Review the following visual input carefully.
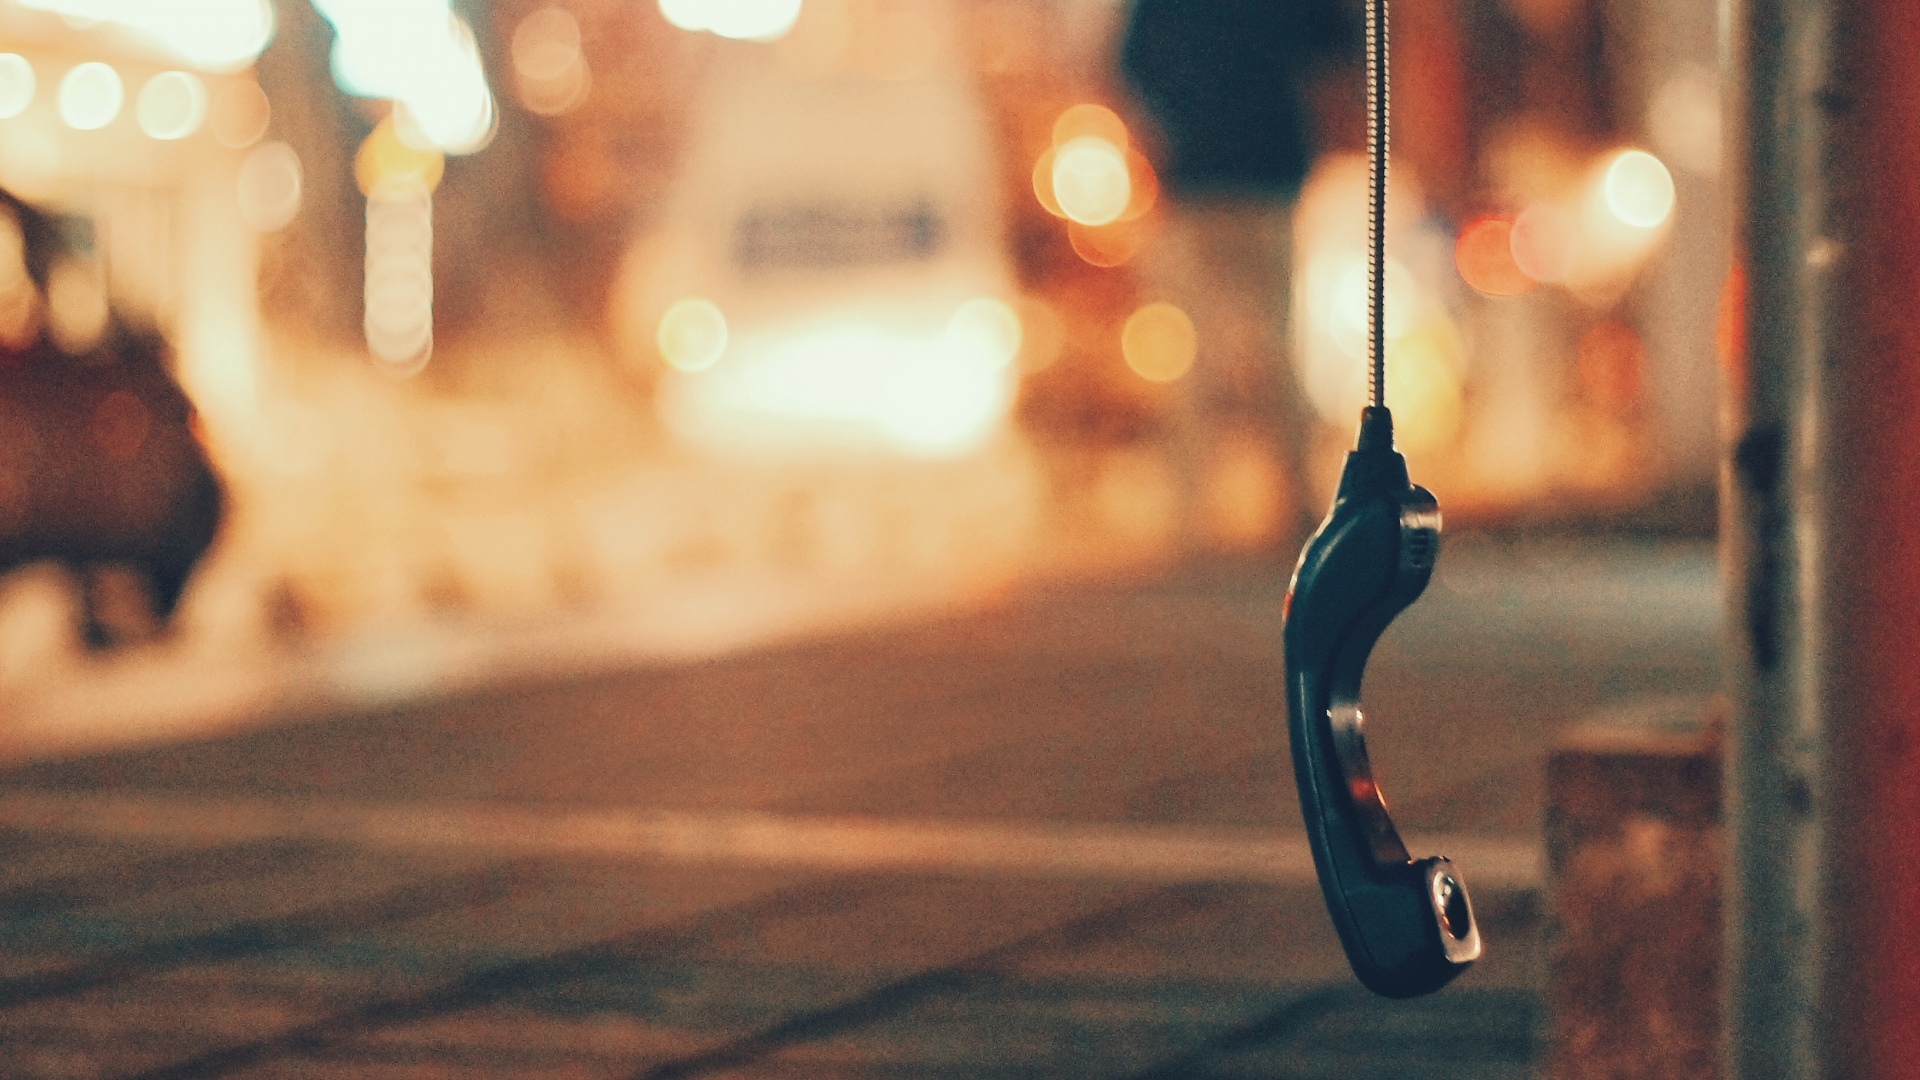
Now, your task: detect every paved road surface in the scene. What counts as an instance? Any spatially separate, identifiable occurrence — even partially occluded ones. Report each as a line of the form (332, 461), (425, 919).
(0, 535), (1717, 1078)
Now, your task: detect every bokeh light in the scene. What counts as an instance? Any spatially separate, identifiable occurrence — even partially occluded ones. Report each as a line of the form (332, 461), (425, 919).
(364, 192), (434, 372)
(1603, 150), (1675, 228)
(1650, 66), (1720, 178)
(58, 62), (123, 131)
(356, 117), (445, 200)
(947, 297), (1021, 371)
(1510, 203), (1578, 283)
(512, 7), (590, 117)
(1121, 302), (1196, 383)
(1068, 218), (1147, 267)
(657, 298), (728, 372)
(311, 0), (495, 153)
(1052, 103), (1128, 151)
(660, 318), (1016, 458)
(13, 0), (275, 72)
(1454, 216), (1534, 297)
(1052, 137), (1131, 227)
(136, 71), (209, 140)
(1384, 325), (1464, 453)
(236, 141), (302, 231)
(658, 0), (803, 42)
(0, 55), (35, 120)
(1120, 149), (1158, 222)
(1031, 148), (1064, 218)
(210, 79), (270, 147)
(1329, 256), (1415, 357)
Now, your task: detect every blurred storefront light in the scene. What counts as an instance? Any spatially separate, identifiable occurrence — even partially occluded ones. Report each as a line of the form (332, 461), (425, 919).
(11, 0), (275, 72)
(658, 0), (802, 42)
(57, 61), (121, 130)
(0, 54), (34, 119)
(135, 70), (207, 140)
(309, 0), (495, 154)
(660, 308), (1017, 458)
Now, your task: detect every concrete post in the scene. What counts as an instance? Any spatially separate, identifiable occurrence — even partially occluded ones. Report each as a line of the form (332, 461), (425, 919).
(1725, 0), (1920, 1077)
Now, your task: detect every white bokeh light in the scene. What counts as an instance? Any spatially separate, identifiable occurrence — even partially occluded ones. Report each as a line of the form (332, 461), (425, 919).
(58, 62), (123, 130)
(1603, 150), (1676, 229)
(136, 71), (208, 140)
(309, 0), (497, 154)
(14, 0), (275, 73)
(236, 141), (302, 231)
(1051, 137), (1131, 226)
(0, 55), (35, 120)
(658, 0), (803, 42)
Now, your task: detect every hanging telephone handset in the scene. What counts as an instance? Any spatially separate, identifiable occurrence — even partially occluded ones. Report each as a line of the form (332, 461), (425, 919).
(1280, 0), (1479, 998)
(1284, 407), (1479, 997)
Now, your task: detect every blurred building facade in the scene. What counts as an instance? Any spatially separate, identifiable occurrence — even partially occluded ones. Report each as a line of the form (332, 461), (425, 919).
(0, 0), (1723, 672)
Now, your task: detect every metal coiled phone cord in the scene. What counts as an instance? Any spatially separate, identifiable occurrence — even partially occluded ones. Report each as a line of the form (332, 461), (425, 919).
(1366, 0), (1388, 409)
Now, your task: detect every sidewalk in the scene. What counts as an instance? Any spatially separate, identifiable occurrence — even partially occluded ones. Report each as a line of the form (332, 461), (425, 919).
(0, 534), (1718, 1078)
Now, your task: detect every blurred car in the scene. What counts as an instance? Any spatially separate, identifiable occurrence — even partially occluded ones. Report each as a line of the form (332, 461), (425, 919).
(0, 186), (223, 648)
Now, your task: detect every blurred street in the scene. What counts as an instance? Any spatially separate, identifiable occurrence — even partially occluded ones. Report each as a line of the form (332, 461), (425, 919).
(0, 533), (1717, 1079)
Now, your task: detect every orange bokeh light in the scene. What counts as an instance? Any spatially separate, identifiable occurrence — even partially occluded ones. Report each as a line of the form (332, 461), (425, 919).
(1121, 301), (1197, 382)
(1454, 216), (1534, 297)
(1032, 146), (1064, 218)
(1120, 149), (1158, 223)
(1069, 217), (1149, 267)
(1052, 103), (1128, 151)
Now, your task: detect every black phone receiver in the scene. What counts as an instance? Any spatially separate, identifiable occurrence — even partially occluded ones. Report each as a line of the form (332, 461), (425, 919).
(1283, 405), (1480, 998)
